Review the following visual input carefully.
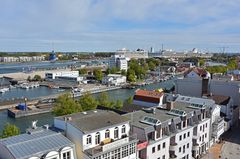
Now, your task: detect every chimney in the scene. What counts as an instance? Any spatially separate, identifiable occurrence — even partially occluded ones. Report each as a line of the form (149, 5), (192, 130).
(166, 101), (174, 110)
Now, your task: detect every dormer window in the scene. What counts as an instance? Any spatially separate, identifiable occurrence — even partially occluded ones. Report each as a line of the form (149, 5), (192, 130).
(121, 125), (126, 134)
(105, 129), (110, 138)
(86, 135), (92, 144)
(95, 132), (100, 145)
(114, 127), (119, 139)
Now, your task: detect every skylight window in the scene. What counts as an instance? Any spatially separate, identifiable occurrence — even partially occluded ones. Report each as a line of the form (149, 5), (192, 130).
(167, 109), (186, 117)
(188, 103), (206, 109)
(140, 116), (161, 126)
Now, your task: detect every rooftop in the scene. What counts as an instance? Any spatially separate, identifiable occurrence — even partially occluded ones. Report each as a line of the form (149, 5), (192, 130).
(0, 127), (73, 159)
(55, 110), (129, 134)
(133, 89), (163, 103)
(208, 95), (231, 105)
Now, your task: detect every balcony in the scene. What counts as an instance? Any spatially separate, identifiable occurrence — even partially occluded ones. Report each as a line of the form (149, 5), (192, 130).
(169, 142), (178, 151)
(84, 134), (138, 157)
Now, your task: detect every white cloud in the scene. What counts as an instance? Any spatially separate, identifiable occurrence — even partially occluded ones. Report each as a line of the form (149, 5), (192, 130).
(0, 0), (239, 52)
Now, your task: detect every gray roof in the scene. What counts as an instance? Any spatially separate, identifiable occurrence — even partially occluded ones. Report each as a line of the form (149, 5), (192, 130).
(124, 109), (177, 133)
(0, 127), (74, 159)
(175, 94), (215, 107)
(55, 110), (129, 134)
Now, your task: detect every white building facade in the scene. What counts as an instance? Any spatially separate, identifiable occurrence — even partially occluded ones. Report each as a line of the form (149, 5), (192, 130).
(54, 110), (138, 159)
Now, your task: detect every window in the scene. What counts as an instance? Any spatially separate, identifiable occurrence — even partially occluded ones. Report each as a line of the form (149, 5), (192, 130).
(187, 132), (190, 137)
(179, 147), (181, 152)
(152, 147), (155, 153)
(206, 123), (207, 128)
(183, 145), (185, 153)
(184, 133), (186, 139)
(158, 144), (161, 151)
(158, 158), (160, 159)
(95, 132), (100, 145)
(105, 129), (110, 138)
(187, 143), (189, 148)
(200, 126), (202, 131)
(205, 133), (207, 138)
(86, 135), (92, 144)
(122, 125), (126, 134)
(179, 135), (182, 141)
(114, 127), (119, 139)
(163, 155), (165, 159)
(63, 151), (71, 159)
(163, 142), (166, 148)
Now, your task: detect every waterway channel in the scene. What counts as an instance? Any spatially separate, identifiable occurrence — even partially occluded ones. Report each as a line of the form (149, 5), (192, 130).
(0, 80), (175, 132)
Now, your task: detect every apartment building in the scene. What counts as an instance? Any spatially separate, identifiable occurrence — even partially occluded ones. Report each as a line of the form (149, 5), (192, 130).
(0, 123), (76, 159)
(124, 99), (212, 159)
(109, 54), (128, 71)
(54, 110), (138, 159)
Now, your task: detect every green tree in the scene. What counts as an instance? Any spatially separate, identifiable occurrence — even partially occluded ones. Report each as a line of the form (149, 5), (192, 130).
(97, 92), (111, 107)
(53, 93), (82, 116)
(27, 76), (31, 81)
(33, 75), (42, 81)
(93, 69), (103, 81)
(79, 68), (87, 75)
(199, 59), (205, 67)
(121, 69), (127, 76)
(127, 69), (136, 82)
(1, 123), (20, 138)
(126, 96), (133, 104)
(148, 61), (156, 71)
(110, 67), (119, 74)
(114, 100), (123, 109)
(106, 67), (111, 75)
(227, 59), (237, 70)
(79, 92), (98, 111)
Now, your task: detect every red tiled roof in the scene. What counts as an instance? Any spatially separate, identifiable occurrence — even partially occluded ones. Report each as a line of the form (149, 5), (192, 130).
(133, 89), (163, 103)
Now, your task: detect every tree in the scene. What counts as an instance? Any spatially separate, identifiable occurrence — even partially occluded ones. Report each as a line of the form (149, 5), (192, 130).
(148, 61), (156, 71)
(97, 92), (112, 107)
(227, 59), (237, 70)
(33, 75), (42, 81)
(110, 67), (119, 74)
(27, 76), (31, 81)
(106, 67), (111, 75)
(93, 69), (103, 81)
(127, 69), (136, 82)
(79, 68), (87, 75)
(1, 123), (20, 138)
(199, 59), (205, 67)
(53, 93), (82, 116)
(79, 92), (98, 111)
(114, 100), (123, 109)
(121, 69), (127, 76)
(126, 96), (133, 104)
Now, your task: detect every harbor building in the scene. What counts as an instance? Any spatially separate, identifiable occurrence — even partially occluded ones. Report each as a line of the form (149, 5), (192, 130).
(45, 71), (83, 84)
(102, 74), (127, 86)
(109, 54), (128, 71)
(0, 122), (76, 159)
(54, 110), (138, 159)
(133, 89), (164, 107)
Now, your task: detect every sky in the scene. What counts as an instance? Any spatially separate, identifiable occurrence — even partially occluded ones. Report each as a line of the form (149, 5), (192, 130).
(0, 0), (240, 52)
